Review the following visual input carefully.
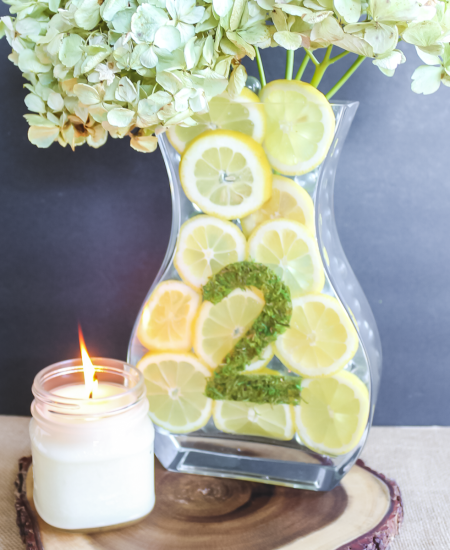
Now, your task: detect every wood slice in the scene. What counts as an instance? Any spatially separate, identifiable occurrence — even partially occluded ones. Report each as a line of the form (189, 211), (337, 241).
(15, 456), (403, 550)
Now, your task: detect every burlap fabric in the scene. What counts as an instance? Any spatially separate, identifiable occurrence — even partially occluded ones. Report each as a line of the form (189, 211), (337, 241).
(1, 416), (449, 549)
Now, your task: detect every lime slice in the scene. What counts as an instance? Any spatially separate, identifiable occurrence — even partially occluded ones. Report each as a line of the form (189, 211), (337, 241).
(260, 80), (335, 175)
(248, 219), (324, 298)
(213, 400), (294, 441)
(167, 89), (266, 154)
(179, 129), (272, 220)
(194, 287), (265, 368)
(241, 175), (315, 237)
(174, 215), (247, 290)
(295, 371), (369, 455)
(137, 352), (212, 434)
(275, 294), (359, 377)
(137, 280), (200, 351)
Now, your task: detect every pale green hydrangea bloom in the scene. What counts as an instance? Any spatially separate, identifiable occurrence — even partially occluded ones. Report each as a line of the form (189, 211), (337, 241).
(0, 0), (448, 151)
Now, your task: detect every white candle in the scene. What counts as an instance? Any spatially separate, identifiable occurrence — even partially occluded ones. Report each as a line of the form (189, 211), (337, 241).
(30, 358), (155, 531)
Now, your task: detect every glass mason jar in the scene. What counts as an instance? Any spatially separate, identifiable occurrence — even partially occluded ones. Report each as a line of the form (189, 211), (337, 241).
(30, 358), (155, 530)
(128, 91), (382, 491)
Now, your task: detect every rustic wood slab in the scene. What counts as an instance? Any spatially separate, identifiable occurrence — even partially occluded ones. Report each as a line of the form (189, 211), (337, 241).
(15, 456), (403, 550)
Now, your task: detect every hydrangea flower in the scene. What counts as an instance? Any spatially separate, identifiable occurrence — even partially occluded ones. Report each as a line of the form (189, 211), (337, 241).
(0, 0), (448, 151)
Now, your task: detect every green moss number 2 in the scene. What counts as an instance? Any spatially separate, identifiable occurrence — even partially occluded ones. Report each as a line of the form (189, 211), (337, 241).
(203, 261), (302, 405)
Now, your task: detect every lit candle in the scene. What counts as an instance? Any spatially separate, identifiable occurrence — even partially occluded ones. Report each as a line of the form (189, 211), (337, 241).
(29, 331), (155, 531)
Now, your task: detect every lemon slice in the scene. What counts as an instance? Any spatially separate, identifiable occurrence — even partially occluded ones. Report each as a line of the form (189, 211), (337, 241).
(174, 215), (247, 290)
(248, 219), (324, 298)
(137, 280), (201, 351)
(194, 287), (265, 368)
(244, 344), (274, 372)
(241, 175), (315, 238)
(213, 401), (294, 441)
(167, 89), (266, 154)
(295, 371), (369, 455)
(179, 129), (272, 220)
(260, 80), (335, 175)
(275, 294), (359, 377)
(138, 352), (212, 434)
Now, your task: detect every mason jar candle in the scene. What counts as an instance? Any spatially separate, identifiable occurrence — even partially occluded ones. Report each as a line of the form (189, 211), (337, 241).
(30, 357), (155, 531)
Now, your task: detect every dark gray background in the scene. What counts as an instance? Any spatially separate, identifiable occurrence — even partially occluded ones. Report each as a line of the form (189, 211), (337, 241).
(0, 15), (448, 423)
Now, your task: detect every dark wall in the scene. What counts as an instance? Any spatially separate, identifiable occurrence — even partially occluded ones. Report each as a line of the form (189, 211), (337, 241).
(0, 16), (449, 423)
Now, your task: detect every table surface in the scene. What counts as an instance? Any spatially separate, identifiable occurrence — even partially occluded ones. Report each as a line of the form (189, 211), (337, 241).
(1, 417), (449, 550)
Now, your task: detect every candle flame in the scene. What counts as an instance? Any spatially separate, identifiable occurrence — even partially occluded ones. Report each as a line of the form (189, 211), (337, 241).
(78, 325), (98, 399)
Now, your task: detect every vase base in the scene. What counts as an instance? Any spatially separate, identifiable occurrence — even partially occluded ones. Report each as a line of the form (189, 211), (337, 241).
(155, 430), (346, 491)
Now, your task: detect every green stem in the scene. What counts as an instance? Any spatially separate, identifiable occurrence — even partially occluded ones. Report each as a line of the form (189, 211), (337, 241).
(295, 53), (309, 80)
(329, 50), (350, 65)
(285, 50), (294, 80)
(255, 46), (266, 88)
(305, 49), (319, 66)
(325, 55), (365, 100)
(310, 45), (333, 89)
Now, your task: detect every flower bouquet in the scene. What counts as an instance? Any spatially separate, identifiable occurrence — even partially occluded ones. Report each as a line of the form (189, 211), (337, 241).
(1, 0), (447, 489)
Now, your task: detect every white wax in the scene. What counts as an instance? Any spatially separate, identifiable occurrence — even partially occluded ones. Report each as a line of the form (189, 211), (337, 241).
(30, 383), (155, 530)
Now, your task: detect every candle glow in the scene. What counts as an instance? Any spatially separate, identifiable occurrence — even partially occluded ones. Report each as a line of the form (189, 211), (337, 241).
(78, 326), (98, 399)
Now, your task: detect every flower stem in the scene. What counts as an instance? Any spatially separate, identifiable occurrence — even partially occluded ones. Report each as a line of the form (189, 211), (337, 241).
(329, 50), (350, 65)
(325, 55), (365, 100)
(255, 46), (266, 88)
(310, 45), (333, 89)
(305, 49), (319, 66)
(295, 53), (309, 80)
(285, 50), (294, 80)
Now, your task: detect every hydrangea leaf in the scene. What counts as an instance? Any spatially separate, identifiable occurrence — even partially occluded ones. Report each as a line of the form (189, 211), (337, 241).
(130, 133), (158, 152)
(28, 125), (60, 147)
(73, 83), (102, 104)
(416, 46), (441, 66)
(89, 103), (109, 122)
(47, 91), (64, 111)
(59, 34), (84, 68)
(131, 4), (168, 43)
(191, 68), (228, 97)
(156, 47), (186, 71)
(411, 64), (442, 94)
(334, 0), (361, 23)
(15, 18), (42, 38)
(18, 49), (51, 73)
(403, 21), (442, 47)
(273, 30), (303, 49)
(24, 93), (46, 113)
(116, 76), (137, 103)
(111, 8), (134, 33)
(203, 34), (214, 65)
(139, 44), (159, 68)
(213, 0), (233, 17)
(373, 48), (406, 76)
(107, 107), (135, 127)
(24, 114), (56, 126)
(154, 25), (181, 51)
(74, 0), (101, 30)
(364, 23), (398, 54)
(86, 125), (108, 147)
(230, 0), (246, 31)
(334, 31), (374, 57)
(239, 24), (271, 45)
(81, 46), (110, 73)
(369, 0), (420, 22)
(227, 62), (247, 98)
(101, 0), (128, 22)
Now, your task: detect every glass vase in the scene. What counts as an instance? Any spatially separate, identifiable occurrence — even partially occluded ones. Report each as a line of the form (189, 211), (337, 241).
(128, 98), (382, 491)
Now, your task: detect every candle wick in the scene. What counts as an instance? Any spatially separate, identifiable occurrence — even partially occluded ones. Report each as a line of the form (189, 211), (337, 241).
(89, 391), (93, 399)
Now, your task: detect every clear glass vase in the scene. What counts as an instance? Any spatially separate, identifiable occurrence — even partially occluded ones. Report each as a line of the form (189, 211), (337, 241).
(128, 98), (382, 491)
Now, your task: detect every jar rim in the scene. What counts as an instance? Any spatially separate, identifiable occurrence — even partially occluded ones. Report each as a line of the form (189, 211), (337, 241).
(32, 358), (146, 418)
